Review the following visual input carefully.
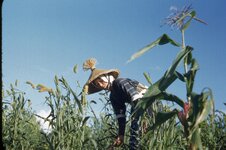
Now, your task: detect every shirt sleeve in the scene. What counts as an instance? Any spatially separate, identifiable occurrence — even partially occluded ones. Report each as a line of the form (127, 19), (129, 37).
(123, 80), (139, 99)
(110, 95), (126, 136)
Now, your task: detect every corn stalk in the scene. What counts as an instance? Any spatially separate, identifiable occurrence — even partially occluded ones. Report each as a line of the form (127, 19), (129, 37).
(2, 82), (48, 149)
(31, 76), (98, 150)
(128, 5), (214, 149)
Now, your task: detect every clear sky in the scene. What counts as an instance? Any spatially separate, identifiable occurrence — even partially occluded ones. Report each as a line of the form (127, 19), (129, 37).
(3, 0), (226, 115)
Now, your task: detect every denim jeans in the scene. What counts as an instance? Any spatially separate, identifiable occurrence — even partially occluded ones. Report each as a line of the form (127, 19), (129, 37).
(129, 100), (140, 150)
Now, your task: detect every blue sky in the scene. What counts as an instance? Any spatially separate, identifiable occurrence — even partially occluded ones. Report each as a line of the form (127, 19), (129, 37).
(3, 0), (226, 114)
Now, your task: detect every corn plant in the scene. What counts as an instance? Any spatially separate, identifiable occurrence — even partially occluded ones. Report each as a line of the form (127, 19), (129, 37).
(27, 76), (100, 150)
(2, 81), (48, 150)
(200, 110), (226, 149)
(138, 103), (184, 150)
(128, 5), (214, 149)
(3, 4), (224, 149)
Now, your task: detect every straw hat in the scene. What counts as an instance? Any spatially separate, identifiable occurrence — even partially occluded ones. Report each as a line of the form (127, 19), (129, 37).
(83, 58), (120, 94)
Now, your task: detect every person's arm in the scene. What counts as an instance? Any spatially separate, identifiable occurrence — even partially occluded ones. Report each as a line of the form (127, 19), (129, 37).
(117, 112), (126, 136)
(114, 113), (126, 147)
(111, 101), (126, 136)
(110, 96), (126, 146)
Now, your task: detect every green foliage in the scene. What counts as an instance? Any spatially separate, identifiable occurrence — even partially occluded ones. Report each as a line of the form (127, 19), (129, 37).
(200, 110), (226, 149)
(2, 5), (223, 150)
(2, 83), (48, 150)
(2, 77), (224, 150)
(128, 5), (214, 149)
(73, 64), (78, 74)
(35, 76), (98, 150)
(139, 103), (187, 149)
(127, 34), (180, 63)
(134, 45), (192, 117)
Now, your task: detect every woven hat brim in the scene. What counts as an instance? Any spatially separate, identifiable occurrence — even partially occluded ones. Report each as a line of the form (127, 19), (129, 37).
(86, 83), (103, 94)
(85, 69), (120, 94)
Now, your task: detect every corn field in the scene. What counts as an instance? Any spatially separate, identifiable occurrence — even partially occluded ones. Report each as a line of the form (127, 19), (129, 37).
(2, 5), (226, 150)
(2, 75), (226, 150)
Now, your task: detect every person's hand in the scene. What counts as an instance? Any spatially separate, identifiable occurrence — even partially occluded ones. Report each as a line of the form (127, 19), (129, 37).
(113, 135), (124, 147)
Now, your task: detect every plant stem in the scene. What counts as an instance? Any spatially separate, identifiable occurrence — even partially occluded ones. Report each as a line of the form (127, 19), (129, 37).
(181, 29), (188, 73)
(181, 29), (191, 103)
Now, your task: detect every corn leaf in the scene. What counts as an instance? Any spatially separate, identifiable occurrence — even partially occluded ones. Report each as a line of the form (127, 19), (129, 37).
(73, 64), (78, 74)
(185, 61), (198, 95)
(160, 92), (184, 107)
(150, 109), (178, 130)
(165, 46), (193, 78)
(195, 99), (212, 127)
(70, 88), (83, 114)
(182, 11), (196, 31)
(82, 116), (90, 127)
(175, 71), (185, 82)
(193, 91), (213, 128)
(190, 128), (203, 150)
(60, 77), (83, 114)
(145, 46), (192, 97)
(190, 90), (213, 130)
(135, 46), (192, 116)
(127, 34), (180, 63)
(143, 72), (153, 85)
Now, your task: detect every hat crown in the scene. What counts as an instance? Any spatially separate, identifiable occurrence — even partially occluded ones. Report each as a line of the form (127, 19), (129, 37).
(87, 68), (119, 84)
